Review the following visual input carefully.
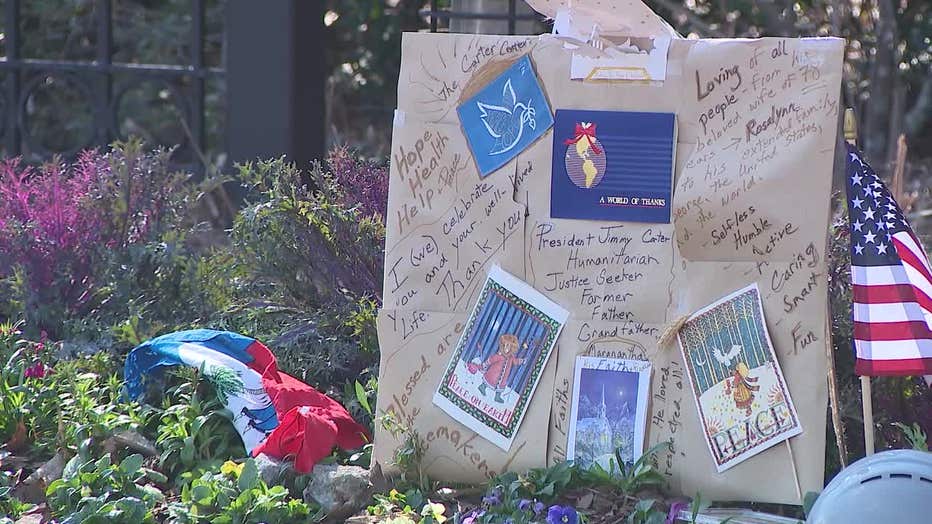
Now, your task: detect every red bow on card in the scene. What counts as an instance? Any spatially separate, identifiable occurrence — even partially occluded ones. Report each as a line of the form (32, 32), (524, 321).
(563, 122), (603, 155)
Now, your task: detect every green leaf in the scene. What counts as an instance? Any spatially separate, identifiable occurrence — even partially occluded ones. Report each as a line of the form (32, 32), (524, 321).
(181, 437), (195, 464)
(355, 380), (372, 415)
(120, 454), (144, 474)
(635, 499), (656, 513)
(143, 468), (168, 485)
(238, 459), (259, 491)
(62, 455), (84, 480)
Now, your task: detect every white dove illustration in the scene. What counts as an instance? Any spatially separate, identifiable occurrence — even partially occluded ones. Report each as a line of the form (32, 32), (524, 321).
(477, 78), (537, 156)
(713, 344), (743, 366)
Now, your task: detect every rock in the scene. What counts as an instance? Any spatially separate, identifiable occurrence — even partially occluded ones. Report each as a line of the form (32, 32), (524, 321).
(17, 453), (66, 503)
(13, 504), (47, 524)
(254, 453), (295, 486)
(56, 340), (102, 360)
(303, 464), (372, 515)
(102, 430), (158, 457)
(14, 513), (43, 524)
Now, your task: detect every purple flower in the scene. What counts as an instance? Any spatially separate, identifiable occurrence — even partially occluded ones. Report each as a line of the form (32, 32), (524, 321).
(482, 487), (503, 506)
(462, 509), (485, 524)
(518, 499), (533, 511)
(547, 505), (578, 524)
(533, 501), (545, 515)
(24, 361), (48, 379)
(666, 501), (689, 524)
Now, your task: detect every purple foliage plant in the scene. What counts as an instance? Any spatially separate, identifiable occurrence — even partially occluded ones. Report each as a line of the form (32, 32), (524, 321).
(0, 143), (186, 333)
(326, 146), (389, 219)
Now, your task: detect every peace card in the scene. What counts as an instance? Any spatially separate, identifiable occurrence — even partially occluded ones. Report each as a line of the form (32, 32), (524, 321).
(433, 265), (569, 451)
(457, 55), (554, 177)
(550, 109), (676, 223)
(677, 283), (802, 472)
(567, 357), (651, 470)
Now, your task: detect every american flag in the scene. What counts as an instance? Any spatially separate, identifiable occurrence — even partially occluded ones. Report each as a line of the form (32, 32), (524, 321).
(846, 143), (932, 376)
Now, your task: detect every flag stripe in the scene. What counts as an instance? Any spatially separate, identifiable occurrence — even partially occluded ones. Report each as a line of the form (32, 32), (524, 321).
(854, 339), (932, 361)
(856, 357), (932, 375)
(898, 231), (932, 275)
(852, 265), (932, 302)
(852, 284), (932, 318)
(854, 301), (932, 325)
(894, 236), (932, 288)
(854, 320), (932, 341)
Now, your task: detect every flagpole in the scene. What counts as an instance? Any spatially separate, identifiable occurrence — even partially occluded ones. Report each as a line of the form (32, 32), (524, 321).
(845, 108), (875, 456)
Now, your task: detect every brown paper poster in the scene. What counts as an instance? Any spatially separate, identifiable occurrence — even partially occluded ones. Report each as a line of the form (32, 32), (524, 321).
(375, 3), (843, 504)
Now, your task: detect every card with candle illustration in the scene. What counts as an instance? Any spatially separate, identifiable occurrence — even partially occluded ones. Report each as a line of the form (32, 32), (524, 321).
(567, 357), (652, 470)
(550, 110), (676, 223)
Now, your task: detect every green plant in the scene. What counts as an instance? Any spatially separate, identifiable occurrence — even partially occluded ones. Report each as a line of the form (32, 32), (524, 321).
(168, 459), (321, 523)
(368, 489), (422, 519)
(214, 156), (383, 391)
(0, 470), (32, 520)
(56, 356), (144, 453)
(380, 412), (431, 493)
(1, 334), (141, 455)
(154, 369), (244, 481)
(46, 453), (165, 523)
(625, 499), (665, 524)
(893, 422), (929, 451)
(578, 442), (669, 495)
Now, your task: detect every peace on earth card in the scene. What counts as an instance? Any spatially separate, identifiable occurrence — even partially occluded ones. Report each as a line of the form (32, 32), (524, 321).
(433, 266), (569, 451)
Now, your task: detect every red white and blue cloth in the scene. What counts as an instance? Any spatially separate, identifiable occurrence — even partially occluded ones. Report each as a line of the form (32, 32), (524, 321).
(846, 144), (932, 376)
(124, 329), (368, 472)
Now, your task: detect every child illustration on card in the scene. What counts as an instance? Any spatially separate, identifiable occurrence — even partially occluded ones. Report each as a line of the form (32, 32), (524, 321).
(468, 334), (526, 403)
(724, 362), (760, 416)
(434, 267), (568, 451)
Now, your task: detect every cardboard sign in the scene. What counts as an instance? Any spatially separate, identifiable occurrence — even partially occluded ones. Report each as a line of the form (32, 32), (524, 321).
(377, 0), (844, 505)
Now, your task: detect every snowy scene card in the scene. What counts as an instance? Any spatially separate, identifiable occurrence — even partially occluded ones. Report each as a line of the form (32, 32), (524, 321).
(677, 283), (802, 472)
(550, 109), (675, 223)
(457, 55), (554, 177)
(567, 357), (651, 470)
(433, 265), (569, 451)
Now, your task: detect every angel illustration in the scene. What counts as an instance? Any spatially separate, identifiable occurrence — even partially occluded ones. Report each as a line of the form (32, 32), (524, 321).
(477, 78), (537, 156)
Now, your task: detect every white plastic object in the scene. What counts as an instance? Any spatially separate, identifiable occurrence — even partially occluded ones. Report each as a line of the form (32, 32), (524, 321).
(807, 449), (932, 523)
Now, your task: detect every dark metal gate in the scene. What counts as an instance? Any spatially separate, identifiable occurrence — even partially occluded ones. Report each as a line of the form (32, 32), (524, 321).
(0, 0), (222, 171)
(0, 0), (325, 175)
(425, 0), (546, 35)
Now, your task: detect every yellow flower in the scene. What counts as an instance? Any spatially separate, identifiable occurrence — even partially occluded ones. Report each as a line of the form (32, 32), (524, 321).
(220, 460), (244, 477)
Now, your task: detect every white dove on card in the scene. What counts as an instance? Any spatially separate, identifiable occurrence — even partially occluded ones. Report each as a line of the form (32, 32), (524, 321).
(713, 344), (743, 367)
(477, 78), (538, 156)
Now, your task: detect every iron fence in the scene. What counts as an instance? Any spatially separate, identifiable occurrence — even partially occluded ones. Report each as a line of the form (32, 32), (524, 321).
(0, 0), (222, 172)
(424, 0), (546, 35)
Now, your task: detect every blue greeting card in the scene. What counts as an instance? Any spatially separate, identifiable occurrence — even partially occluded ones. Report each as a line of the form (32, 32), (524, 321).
(550, 110), (676, 223)
(457, 55), (554, 177)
